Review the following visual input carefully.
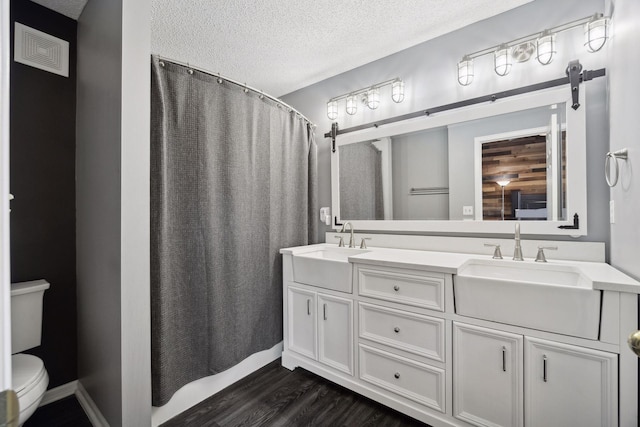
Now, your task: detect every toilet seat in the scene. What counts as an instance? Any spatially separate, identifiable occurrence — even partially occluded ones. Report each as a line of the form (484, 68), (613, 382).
(12, 354), (48, 424)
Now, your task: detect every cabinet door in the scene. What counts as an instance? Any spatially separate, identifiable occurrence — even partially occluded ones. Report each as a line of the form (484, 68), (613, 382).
(525, 337), (618, 427)
(318, 293), (353, 375)
(287, 287), (316, 360)
(453, 323), (523, 427)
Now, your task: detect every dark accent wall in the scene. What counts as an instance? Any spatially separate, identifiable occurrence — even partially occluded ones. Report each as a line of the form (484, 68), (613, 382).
(10, 0), (77, 388)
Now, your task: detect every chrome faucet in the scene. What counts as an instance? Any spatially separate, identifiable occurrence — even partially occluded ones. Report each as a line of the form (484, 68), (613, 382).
(340, 222), (356, 248)
(513, 223), (524, 261)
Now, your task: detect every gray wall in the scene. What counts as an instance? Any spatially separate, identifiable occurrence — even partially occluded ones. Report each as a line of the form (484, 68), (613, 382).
(76, 0), (150, 425)
(392, 128), (449, 220)
(281, 0), (609, 245)
(607, 0), (640, 280)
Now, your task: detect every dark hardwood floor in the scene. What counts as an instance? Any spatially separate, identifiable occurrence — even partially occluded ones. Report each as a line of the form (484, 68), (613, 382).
(162, 359), (431, 427)
(24, 395), (92, 427)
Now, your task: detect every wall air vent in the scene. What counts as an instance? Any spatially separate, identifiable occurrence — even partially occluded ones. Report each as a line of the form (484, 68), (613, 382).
(14, 22), (69, 77)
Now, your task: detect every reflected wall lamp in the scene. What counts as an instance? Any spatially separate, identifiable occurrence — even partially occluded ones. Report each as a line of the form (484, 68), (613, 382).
(457, 12), (609, 85)
(327, 77), (405, 119)
(496, 180), (511, 221)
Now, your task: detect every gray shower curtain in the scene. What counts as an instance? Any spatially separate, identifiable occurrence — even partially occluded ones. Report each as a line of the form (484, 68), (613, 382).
(339, 142), (384, 220)
(150, 56), (317, 406)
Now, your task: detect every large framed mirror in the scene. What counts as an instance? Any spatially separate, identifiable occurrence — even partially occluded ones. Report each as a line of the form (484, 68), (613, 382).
(331, 85), (587, 235)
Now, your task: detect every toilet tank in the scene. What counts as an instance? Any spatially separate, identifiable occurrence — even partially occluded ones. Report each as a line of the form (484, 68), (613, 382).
(10, 280), (50, 354)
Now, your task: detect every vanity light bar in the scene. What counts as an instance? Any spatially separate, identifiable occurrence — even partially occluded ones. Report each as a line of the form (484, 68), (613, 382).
(326, 77), (404, 119)
(457, 13), (609, 84)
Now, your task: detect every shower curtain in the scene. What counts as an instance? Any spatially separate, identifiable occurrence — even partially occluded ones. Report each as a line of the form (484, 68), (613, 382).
(339, 142), (384, 220)
(150, 56), (317, 406)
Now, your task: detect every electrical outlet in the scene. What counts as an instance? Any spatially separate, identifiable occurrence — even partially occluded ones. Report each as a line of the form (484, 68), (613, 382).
(463, 206), (474, 216)
(610, 200), (615, 224)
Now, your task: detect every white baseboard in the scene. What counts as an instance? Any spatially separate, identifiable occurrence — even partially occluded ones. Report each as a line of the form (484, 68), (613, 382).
(40, 380), (78, 407)
(151, 342), (283, 427)
(38, 379), (108, 426)
(76, 381), (109, 427)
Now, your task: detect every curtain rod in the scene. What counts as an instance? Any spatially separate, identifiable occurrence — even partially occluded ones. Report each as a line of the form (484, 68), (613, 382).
(324, 66), (605, 139)
(154, 55), (316, 128)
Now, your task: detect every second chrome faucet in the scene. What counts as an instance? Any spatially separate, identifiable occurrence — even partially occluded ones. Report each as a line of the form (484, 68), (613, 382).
(513, 223), (523, 261)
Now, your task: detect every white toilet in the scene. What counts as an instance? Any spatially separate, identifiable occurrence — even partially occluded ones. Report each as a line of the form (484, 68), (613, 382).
(10, 279), (50, 426)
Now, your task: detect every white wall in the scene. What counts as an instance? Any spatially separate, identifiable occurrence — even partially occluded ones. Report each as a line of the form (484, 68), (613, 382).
(76, 0), (151, 425)
(0, 0), (10, 390)
(121, 0), (151, 424)
(281, 0), (609, 244)
(607, 0), (640, 280)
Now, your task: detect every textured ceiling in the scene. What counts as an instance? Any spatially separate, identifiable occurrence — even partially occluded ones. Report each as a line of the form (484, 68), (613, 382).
(151, 0), (532, 97)
(30, 0), (88, 20)
(31, 0), (533, 97)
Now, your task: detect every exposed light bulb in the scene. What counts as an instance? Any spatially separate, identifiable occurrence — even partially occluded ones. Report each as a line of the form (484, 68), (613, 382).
(496, 180), (511, 187)
(494, 44), (512, 77)
(345, 95), (357, 115)
(366, 87), (380, 110)
(584, 13), (609, 53)
(391, 79), (405, 103)
(327, 100), (338, 120)
(457, 56), (474, 86)
(536, 31), (556, 65)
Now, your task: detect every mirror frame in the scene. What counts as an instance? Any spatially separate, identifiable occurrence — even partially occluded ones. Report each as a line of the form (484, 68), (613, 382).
(331, 85), (587, 235)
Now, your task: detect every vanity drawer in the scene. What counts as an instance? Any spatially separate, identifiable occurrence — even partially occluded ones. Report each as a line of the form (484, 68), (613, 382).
(357, 267), (444, 311)
(359, 302), (444, 362)
(359, 344), (445, 412)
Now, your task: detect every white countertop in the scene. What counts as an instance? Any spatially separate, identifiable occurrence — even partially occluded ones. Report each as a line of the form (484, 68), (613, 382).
(281, 243), (640, 294)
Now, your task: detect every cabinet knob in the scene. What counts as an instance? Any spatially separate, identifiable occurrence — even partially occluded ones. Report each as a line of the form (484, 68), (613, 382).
(394, 327), (400, 333)
(393, 285), (400, 291)
(394, 372), (400, 379)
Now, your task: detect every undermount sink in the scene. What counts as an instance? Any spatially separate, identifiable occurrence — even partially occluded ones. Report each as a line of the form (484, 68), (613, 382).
(292, 247), (370, 293)
(454, 259), (601, 339)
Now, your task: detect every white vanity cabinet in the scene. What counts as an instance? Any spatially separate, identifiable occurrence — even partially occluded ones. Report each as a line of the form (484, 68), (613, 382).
(286, 286), (354, 375)
(453, 322), (618, 427)
(453, 323), (523, 427)
(317, 293), (353, 375)
(524, 337), (618, 427)
(355, 264), (447, 414)
(287, 287), (317, 360)
(281, 243), (639, 427)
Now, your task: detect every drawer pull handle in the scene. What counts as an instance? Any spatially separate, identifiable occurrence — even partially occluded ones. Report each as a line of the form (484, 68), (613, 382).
(543, 355), (548, 382)
(393, 285), (400, 291)
(394, 372), (400, 379)
(394, 327), (400, 333)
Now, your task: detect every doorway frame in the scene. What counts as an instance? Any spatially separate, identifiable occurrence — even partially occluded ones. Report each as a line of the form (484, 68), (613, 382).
(1, 0), (12, 390)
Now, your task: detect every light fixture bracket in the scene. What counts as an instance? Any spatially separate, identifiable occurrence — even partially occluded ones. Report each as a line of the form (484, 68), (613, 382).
(566, 60), (583, 110)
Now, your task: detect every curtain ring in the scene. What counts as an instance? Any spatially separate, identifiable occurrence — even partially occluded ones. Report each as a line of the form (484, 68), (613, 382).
(605, 148), (629, 187)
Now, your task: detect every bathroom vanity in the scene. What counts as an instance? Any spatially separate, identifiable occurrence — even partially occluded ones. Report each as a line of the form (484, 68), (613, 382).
(281, 237), (639, 427)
